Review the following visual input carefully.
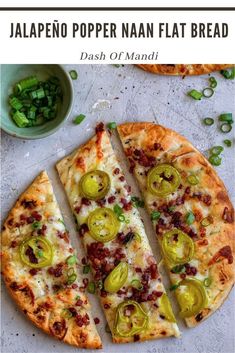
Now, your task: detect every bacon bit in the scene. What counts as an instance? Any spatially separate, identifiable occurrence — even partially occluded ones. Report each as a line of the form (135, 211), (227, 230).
(57, 230), (69, 243)
(199, 227), (206, 238)
(48, 263), (63, 277)
(72, 283), (78, 289)
(68, 307), (77, 317)
(82, 278), (89, 288)
(128, 158), (136, 173)
(7, 218), (14, 227)
(20, 285), (35, 305)
(76, 299), (83, 306)
(135, 267), (142, 273)
(79, 224), (89, 237)
(25, 246), (38, 264)
(123, 202), (132, 211)
(10, 281), (21, 291)
(180, 273), (186, 279)
(50, 320), (67, 339)
(119, 176), (125, 182)
(104, 303), (110, 309)
(81, 198), (91, 206)
(134, 334), (140, 342)
(96, 198), (106, 207)
(10, 240), (18, 248)
(185, 264), (197, 276)
(222, 207), (234, 223)
(94, 317), (100, 325)
(52, 284), (62, 293)
(108, 196), (116, 204)
(208, 246), (233, 266)
(100, 290), (108, 298)
(74, 205), (81, 214)
(202, 194), (212, 206)
(113, 168), (120, 175)
(95, 122), (104, 133)
(21, 199), (37, 209)
(75, 313), (90, 327)
(20, 214), (27, 221)
(153, 143), (163, 151)
(31, 211), (42, 221)
(29, 269), (39, 276)
(197, 239), (208, 246)
(133, 149), (156, 168)
(27, 216), (34, 224)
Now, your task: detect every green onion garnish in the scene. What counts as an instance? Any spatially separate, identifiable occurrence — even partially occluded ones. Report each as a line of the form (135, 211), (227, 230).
(151, 211), (161, 221)
(67, 273), (77, 285)
(203, 117), (214, 126)
(131, 196), (144, 208)
(61, 308), (73, 319)
(15, 76), (39, 94)
(131, 279), (143, 290)
(134, 233), (142, 243)
(73, 114), (86, 125)
(185, 211), (195, 225)
(209, 77), (217, 88)
(107, 122), (117, 130)
(37, 250), (44, 258)
(209, 155), (222, 166)
(220, 123), (232, 133)
(83, 265), (90, 274)
(87, 281), (96, 294)
(171, 265), (185, 274)
(118, 214), (126, 222)
(168, 206), (176, 213)
(219, 113), (233, 124)
(203, 277), (212, 287)
(210, 146), (224, 155)
(220, 67), (235, 79)
(32, 221), (41, 229)
(9, 97), (23, 110)
(201, 217), (211, 227)
(69, 70), (78, 80)
(223, 139), (232, 147)
(188, 89), (203, 100)
(187, 174), (199, 185)
(12, 111), (29, 128)
(202, 87), (214, 98)
(169, 283), (180, 291)
(66, 255), (77, 265)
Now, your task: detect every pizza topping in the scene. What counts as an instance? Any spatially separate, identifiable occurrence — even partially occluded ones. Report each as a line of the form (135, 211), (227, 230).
(114, 300), (148, 337)
(176, 278), (207, 318)
(20, 236), (53, 268)
(187, 174), (199, 185)
(75, 313), (90, 327)
(208, 245), (233, 265)
(79, 170), (111, 201)
(104, 262), (128, 293)
(50, 320), (67, 339)
(48, 263), (64, 277)
(87, 208), (120, 242)
(133, 149), (156, 168)
(78, 224), (89, 237)
(222, 207), (234, 223)
(147, 164), (181, 197)
(21, 199), (37, 209)
(159, 293), (176, 322)
(162, 229), (195, 266)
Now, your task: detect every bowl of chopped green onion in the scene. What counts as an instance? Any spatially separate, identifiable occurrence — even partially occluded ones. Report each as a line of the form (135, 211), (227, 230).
(1, 64), (73, 139)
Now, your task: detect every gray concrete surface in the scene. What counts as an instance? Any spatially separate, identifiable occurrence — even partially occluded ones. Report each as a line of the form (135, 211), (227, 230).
(1, 64), (234, 353)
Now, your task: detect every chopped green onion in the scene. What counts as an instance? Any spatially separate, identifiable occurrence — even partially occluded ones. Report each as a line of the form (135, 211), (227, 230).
(220, 67), (235, 79)
(9, 97), (23, 110)
(203, 277), (212, 287)
(223, 139), (232, 147)
(201, 217), (212, 227)
(58, 218), (65, 226)
(187, 175), (199, 185)
(37, 250), (44, 258)
(202, 87), (214, 98)
(96, 280), (103, 290)
(171, 265), (185, 274)
(209, 155), (222, 166)
(188, 89), (203, 100)
(73, 114), (86, 125)
(151, 211), (161, 221)
(107, 122), (117, 130)
(67, 268), (75, 277)
(66, 255), (77, 265)
(131, 279), (143, 290)
(168, 206), (176, 213)
(83, 265), (90, 274)
(12, 111), (29, 127)
(61, 309), (73, 319)
(131, 196), (144, 208)
(32, 221), (41, 229)
(210, 146), (224, 156)
(67, 273), (77, 285)
(134, 233), (142, 243)
(169, 283), (180, 291)
(220, 123), (232, 133)
(118, 214), (126, 222)
(209, 77), (217, 88)
(113, 204), (123, 216)
(185, 212), (195, 225)
(219, 113), (233, 124)
(69, 70), (78, 80)
(87, 281), (96, 294)
(15, 76), (39, 93)
(203, 117), (214, 126)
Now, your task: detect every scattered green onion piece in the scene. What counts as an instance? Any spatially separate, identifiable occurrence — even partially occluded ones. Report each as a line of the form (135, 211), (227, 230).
(185, 212), (195, 225)
(134, 233), (142, 243)
(113, 204), (123, 216)
(131, 279), (143, 290)
(151, 211), (161, 221)
(125, 218), (130, 224)
(220, 67), (235, 79)
(69, 70), (78, 80)
(107, 122), (117, 130)
(202, 87), (214, 98)
(171, 265), (185, 274)
(12, 111), (29, 128)
(67, 273), (77, 285)
(96, 280), (103, 290)
(209, 77), (217, 88)
(203, 117), (214, 126)
(37, 250), (44, 258)
(219, 113), (233, 124)
(87, 282), (96, 294)
(32, 221), (41, 229)
(168, 206), (176, 213)
(83, 265), (90, 274)
(187, 175), (199, 185)
(223, 139), (232, 147)
(201, 217), (211, 227)
(131, 196), (145, 208)
(66, 255), (77, 265)
(209, 155), (222, 166)
(73, 114), (86, 125)
(203, 277), (212, 287)
(61, 309), (73, 319)
(188, 89), (203, 100)
(58, 219), (65, 226)
(210, 146), (224, 156)
(118, 214), (126, 222)
(220, 123), (232, 133)
(170, 283), (180, 291)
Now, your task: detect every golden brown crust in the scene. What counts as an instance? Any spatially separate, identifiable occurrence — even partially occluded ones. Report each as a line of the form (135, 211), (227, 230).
(1, 171), (102, 349)
(118, 122), (234, 327)
(137, 64), (233, 76)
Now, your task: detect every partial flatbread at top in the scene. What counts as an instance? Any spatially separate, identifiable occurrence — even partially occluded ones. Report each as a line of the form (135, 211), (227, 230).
(137, 64), (233, 75)
(117, 122), (234, 327)
(56, 123), (180, 343)
(1, 171), (102, 349)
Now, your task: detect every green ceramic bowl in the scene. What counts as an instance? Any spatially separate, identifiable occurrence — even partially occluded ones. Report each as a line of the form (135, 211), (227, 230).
(0, 64), (73, 139)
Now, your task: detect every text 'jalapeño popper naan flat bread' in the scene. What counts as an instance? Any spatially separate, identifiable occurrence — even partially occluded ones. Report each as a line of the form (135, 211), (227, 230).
(56, 123), (180, 343)
(117, 122), (234, 327)
(1, 171), (102, 349)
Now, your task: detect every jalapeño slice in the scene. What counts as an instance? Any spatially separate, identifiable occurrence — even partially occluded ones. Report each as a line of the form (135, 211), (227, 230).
(114, 300), (148, 337)
(176, 278), (208, 318)
(162, 229), (195, 266)
(87, 207), (120, 242)
(147, 164), (181, 197)
(20, 236), (53, 268)
(104, 262), (128, 293)
(79, 170), (110, 200)
(159, 293), (177, 322)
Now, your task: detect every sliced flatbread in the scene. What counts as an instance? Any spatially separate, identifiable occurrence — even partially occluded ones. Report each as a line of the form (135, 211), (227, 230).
(56, 123), (180, 343)
(137, 64), (233, 75)
(117, 122), (234, 327)
(1, 171), (102, 349)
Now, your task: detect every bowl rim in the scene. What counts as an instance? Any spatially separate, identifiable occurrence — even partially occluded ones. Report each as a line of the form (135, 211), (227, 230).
(0, 64), (74, 140)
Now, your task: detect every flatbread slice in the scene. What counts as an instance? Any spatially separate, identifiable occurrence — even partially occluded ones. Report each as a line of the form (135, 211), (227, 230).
(1, 171), (102, 349)
(56, 123), (180, 343)
(137, 64), (233, 75)
(117, 122), (234, 327)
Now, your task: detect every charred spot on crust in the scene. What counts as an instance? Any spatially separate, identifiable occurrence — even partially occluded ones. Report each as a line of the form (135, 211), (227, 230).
(50, 320), (67, 339)
(21, 199), (37, 209)
(195, 312), (203, 322)
(95, 122), (105, 133)
(134, 334), (140, 342)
